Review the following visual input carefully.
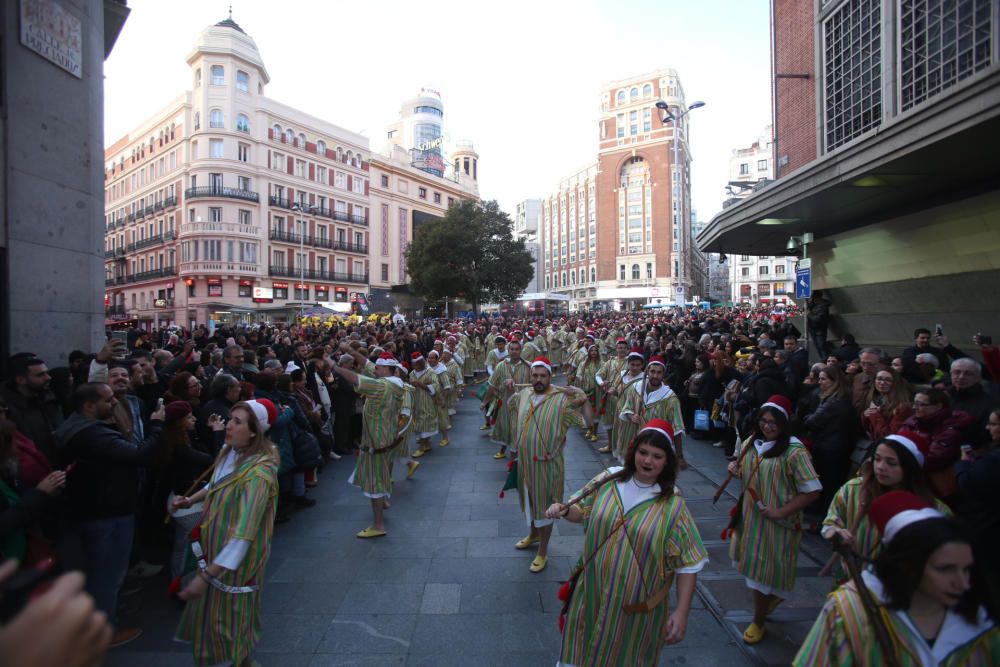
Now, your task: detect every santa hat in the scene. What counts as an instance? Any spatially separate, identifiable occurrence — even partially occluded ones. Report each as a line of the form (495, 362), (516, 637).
(638, 418), (675, 451)
(530, 356), (553, 374)
(870, 490), (945, 544)
(646, 355), (666, 369)
(245, 398), (278, 433)
(376, 352), (400, 367)
(883, 430), (931, 468)
(627, 347), (645, 361)
(525, 330), (536, 340)
(410, 351), (425, 363)
(433, 339), (444, 347)
(616, 337), (627, 345)
(760, 394), (793, 420)
(584, 332), (596, 341)
(495, 335), (508, 343)
(510, 329), (523, 338)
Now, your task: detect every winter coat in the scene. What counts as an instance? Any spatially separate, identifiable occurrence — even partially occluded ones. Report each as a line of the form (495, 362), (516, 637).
(0, 385), (64, 462)
(901, 407), (975, 472)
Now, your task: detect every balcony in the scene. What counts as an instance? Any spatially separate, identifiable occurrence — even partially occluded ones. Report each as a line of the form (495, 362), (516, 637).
(143, 205), (156, 216)
(268, 265), (368, 284)
(104, 247), (127, 259)
(267, 196), (367, 226)
(185, 186), (260, 203)
(105, 305), (127, 319)
(163, 195), (177, 208)
(126, 231), (177, 253)
(180, 261), (264, 277)
(268, 229), (368, 254)
(182, 221), (261, 237)
(105, 267), (176, 286)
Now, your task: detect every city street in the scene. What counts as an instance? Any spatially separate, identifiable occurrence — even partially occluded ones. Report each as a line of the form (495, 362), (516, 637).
(106, 382), (833, 666)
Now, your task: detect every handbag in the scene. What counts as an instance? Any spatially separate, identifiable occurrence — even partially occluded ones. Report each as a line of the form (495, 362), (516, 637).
(694, 409), (710, 432)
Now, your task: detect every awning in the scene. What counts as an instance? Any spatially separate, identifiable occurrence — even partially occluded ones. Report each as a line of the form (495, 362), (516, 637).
(697, 72), (1000, 256)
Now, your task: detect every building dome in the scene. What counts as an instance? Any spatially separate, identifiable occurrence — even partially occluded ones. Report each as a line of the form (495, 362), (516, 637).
(187, 13), (269, 84)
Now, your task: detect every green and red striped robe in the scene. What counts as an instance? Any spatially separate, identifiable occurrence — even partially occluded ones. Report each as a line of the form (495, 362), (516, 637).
(351, 375), (407, 497)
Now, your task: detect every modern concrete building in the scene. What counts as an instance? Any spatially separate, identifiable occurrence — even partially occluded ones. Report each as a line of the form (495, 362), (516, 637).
(103, 15), (370, 328)
(539, 69), (704, 311)
(1, 0), (129, 367)
(698, 0), (1000, 346)
(514, 199), (542, 294)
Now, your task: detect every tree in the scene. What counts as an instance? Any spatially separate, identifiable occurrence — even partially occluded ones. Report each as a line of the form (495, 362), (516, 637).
(405, 199), (534, 315)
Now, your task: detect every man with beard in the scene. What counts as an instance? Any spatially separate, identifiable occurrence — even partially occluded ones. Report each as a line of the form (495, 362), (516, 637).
(509, 357), (591, 573)
(426, 350), (452, 447)
(1, 354), (64, 461)
(481, 340), (531, 459)
(618, 356), (687, 469)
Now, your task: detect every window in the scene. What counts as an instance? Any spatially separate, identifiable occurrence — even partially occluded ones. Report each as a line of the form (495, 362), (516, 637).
(193, 112), (200, 131)
(298, 133), (306, 148)
(294, 285), (309, 300)
(418, 187), (427, 199)
(272, 124), (281, 139)
(739, 163), (750, 176)
(759, 265), (770, 275)
(284, 129), (294, 143)
(295, 159), (306, 178)
(317, 140), (326, 154)
(823, 0), (881, 151)
(209, 207), (222, 222)
(211, 65), (224, 85)
(210, 109), (223, 128)
(194, 69), (201, 87)
(209, 139), (223, 158)
(239, 209), (252, 225)
(335, 171), (346, 188)
(775, 264), (785, 275)
(239, 282), (252, 297)
(236, 70), (249, 92)
(642, 83), (652, 97)
(381, 263), (389, 282)
(630, 87), (638, 100)
(757, 159), (768, 171)
(238, 176), (251, 191)
(273, 284), (288, 299)
(646, 263), (653, 279)
(433, 192), (441, 204)
(238, 143), (250, 162)
(272, 152), (284, 171)
(236, 114), (249, 132)
(380, 174), (389, 187)
(631, 264), (640, 280)
(316, 166), (327, 183)
(741, 267), (750, 277)
(353, 178), (365, 194)
(616, 90), (625, 105)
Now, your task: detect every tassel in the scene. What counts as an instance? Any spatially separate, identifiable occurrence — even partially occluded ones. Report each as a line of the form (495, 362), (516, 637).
(190, 524), (201, 540)
(499, 490), (505, 499)
(167, 576), (181, 597)
(557, 580), (571, 602)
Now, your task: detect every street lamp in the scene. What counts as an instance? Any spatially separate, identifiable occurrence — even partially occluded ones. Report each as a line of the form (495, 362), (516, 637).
(656, 99), (705, 305)
(290, 203), (316, 322)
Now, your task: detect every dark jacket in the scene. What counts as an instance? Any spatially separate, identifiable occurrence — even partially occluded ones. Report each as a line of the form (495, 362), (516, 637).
(954, 448), (1000, 569)
(832, 342), (861, 365)
(741, 367), (791, 412)
(901, 407), (975, 472)
(948, 383), (994, 447)
(54, 412), (163, 520)
(803, 395), (858, 456)
(0, 385), (64, 463)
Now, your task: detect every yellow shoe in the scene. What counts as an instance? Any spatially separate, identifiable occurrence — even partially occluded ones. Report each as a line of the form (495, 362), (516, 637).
(412, 448), (428, 458)
(493, 450), (506, 460)
(598, 445), (611, 454)
(515, 535), (540, 550)
(406, 461), (420, 479)
(480, 424), (490, 430)
(589, 433), (599, 442)
(439, 438), (450, 447)
(356, 527), (387, 539)
(529, 555), (548, 573)
(743, 622), (766, 644)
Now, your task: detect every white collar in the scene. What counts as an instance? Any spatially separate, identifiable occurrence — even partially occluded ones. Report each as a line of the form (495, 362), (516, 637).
(635, 380), (672, 404)
(754, 439), (776, 456)
(384, 376), (405, 388)
(494, 350), (508, 359)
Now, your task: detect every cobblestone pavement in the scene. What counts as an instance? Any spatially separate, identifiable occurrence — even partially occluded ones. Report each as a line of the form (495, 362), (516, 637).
(105, 379), (833, 665)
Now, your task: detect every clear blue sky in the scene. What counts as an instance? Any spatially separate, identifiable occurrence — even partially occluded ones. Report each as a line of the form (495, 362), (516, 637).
(105, 0), (772, 223)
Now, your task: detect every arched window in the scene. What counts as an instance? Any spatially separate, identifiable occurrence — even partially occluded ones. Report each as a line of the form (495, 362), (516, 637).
(631, 264), (640, 280)
(317, 140), (326, 154)
(336, 147), (343, 162)
(642, 83), (652, 97)
(570, 272), (576, 285)
(211, 65), (224, 85)
(630, 87), (638, 100)
(284, 129), (294, 143)
(619, 156), (649, 188)
(590, 267), (596, 283)
(546, 275), (551, 289)
(236, 70), (249, 92)
(272, 124), (281, 139)
(236, 114), (249, 132)
(346, 150), (353, 164)
(193, 112), (200, 130)
(297, 133), (306, 148)
(616, 90), (625, 105)
(209, 109), (223, 128)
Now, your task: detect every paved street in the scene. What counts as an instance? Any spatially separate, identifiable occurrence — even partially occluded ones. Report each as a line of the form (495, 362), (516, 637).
(106, 382), (834, 666)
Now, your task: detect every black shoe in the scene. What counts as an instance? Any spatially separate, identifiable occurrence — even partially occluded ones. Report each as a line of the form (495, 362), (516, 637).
(289, 495), (316, 508)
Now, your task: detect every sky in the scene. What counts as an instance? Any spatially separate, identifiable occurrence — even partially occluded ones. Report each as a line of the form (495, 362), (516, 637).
(104, 0), (772, 223)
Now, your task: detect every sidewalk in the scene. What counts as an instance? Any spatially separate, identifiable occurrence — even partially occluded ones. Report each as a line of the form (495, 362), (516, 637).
(105, 383), (833, 665)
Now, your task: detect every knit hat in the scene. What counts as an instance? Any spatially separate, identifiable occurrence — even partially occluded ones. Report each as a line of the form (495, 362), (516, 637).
(760, 394), (793, 420)
(638, 418), (675, 451)
(245, 398), (277, 433)
(164, 400), (193, 424)
(883, 430), (931, 468)
(530, 356), (552, 374)
(870, 490), (945, 544)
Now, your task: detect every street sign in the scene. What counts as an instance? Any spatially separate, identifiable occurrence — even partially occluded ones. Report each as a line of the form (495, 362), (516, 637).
(795, 266), (812, 299)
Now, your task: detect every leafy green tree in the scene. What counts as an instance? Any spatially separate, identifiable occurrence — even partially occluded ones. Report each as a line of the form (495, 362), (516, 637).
(405, 199), (533, 315)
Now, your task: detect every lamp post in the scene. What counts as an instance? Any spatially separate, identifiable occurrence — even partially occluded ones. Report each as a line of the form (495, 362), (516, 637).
(656, 100), (705, 305)
(786, 232), (814, 357)
(290, 203), (316, 323)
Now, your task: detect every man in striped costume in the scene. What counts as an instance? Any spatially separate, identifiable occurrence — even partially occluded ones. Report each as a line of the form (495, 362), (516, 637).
(331, 350), (409, 538)
(481, 340), (531, 459)
(594, 339), (631, 452)
(618, 355), (688, 468)
(442, 349), (463, 417)
(407, 351), (440, 459)
(509, 356), (592, 572)
(427, 349), (452, 446)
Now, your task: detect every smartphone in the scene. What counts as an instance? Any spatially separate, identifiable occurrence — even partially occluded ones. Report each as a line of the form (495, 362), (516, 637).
(935, 324), (943, 336)
(156, 397), (165, 411)
(111, 330), (128, 359)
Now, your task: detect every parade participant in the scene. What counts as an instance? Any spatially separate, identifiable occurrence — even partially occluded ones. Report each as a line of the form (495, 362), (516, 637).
(173, 399), (279, 667)
(481, 340), (530, 459)
(509, 357), (591, 572)
(408, 351), (440, 458)
(726, 395), (822, 644)
(794, 491), (1000, 665)
(594, 339), (630, 452)
(330, 351), (409, 538)
(568, 344), (602, 442)
(822, 430), (948, 586)
(427, 349), (452, 446)
(442, 349), (463, 418)
(618, 355), (687, 468)
(604, 347), (646, 457)
(547, 323), (564, 371)
(521, 330), (542, 365)
(546, 419), (708, 666)
(482, 335), (509, 430)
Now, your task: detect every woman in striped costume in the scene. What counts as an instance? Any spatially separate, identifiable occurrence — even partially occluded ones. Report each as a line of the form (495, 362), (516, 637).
(174, 400), (279, 666)
(569, 344), (603, 442)
(618, 356), (687, 467)
(546, 420), (708, 666)
(727, 394), (822, 645)
(509, 357), (590, 573)
(794, 491), (999, 666)
(822, 430), (949, 586)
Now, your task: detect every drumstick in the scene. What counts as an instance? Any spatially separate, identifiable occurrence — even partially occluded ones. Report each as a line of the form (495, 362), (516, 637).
(712, 440), (754, 504)
(163, 446), (228, 524)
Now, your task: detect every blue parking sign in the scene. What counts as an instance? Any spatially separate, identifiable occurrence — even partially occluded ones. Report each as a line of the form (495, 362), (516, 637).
(795, 267), (812, 299)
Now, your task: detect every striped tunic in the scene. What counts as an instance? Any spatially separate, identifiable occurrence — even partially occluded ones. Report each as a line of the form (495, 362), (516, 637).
(729, 437), (821, 593)
(350, 375), (407, 498)
(408, 368), (440, 437)
(430, 363), (452, 431)
(485, 349), (508, 377)
(560, 472), (708, 666)
(472, 336), (487, 372)
(793, 571), (1000, 666)
(176, 450), (279, 666)
(572, 358), (602, 417)
(547, 330), (564, 367)
(445, 358), (463, 411)
(521, 340), (542, 365)
(617, 381), (685, 461)
(510, 387), (585, 522)
(488, 358), (531, 447)
(822, 477), (952, 586)
(596, 356), (628, 427)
